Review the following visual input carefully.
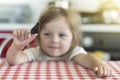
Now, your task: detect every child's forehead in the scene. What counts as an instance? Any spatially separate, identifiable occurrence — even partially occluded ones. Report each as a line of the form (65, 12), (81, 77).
(44, 20), (70, 30)
(48, 17), (66, 23)
(43, 27), (69, 32)
(48, 17), (68, 25)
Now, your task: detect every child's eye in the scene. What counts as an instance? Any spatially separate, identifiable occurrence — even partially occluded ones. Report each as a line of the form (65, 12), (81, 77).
(59, 34), (67, 37)
(44, 33), (50, 36)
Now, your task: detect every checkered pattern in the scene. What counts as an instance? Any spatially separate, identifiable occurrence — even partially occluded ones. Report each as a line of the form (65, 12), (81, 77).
(0, 59), (120, 80)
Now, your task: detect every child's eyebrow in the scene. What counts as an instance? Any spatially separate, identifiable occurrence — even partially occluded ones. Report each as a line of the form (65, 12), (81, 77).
(43, 28), (50, 32)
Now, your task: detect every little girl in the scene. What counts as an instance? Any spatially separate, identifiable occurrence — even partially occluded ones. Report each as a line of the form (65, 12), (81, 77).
(6, 6), (112, 77)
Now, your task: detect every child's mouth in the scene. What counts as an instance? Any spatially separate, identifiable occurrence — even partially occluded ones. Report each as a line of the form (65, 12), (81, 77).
(49, 47), (60, 49)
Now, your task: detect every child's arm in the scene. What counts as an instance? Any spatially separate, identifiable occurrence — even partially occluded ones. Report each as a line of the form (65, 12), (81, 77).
(73, 53), (113, 77)
(6, 28), (37, 65)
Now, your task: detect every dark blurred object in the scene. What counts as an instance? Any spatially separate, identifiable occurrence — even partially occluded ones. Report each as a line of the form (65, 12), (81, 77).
(83, 32), (120, 60)
(0, 5), (32, 23)
(83, 32), (120, 51)
(31, 23), (38, 34)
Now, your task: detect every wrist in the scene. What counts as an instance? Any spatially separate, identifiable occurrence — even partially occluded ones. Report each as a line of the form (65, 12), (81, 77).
(12, 42), (24, 50)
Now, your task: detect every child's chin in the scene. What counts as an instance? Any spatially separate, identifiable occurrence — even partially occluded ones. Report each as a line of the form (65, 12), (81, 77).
(48, 54), (62, 57)
(49, 55), (60, 57)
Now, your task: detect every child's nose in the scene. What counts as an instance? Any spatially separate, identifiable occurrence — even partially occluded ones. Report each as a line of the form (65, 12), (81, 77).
(51, 35), (59, 44)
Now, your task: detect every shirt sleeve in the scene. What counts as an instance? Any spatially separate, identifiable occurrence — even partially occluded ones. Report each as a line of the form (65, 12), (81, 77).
(69, 46), (87, 60)
(23, 47), (40, 61)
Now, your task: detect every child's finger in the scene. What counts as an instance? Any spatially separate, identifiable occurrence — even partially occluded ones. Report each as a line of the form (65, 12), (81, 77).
(108, 67), (113, 77)
(21, 28), (29, 40)
(98, 66), (103, 77)
(26, 34), (37, 43)
(25, 29), (30, 39)
(17, 29), (22, 40)
(107, 67), (111, 77)
(12, 29), (17, 37)
(110, 68), (113, 76)
(103, 65), (112, 77)
(21, 29), (25, 40)
(13, 29), (20, 39)
(103, 66), (107, 77)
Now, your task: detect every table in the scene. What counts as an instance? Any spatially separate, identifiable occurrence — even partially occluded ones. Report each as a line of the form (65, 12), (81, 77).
(0, 59), (120, 80)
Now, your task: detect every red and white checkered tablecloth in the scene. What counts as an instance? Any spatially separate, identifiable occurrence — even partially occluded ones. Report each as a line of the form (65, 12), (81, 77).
(0, 59), (120, 80)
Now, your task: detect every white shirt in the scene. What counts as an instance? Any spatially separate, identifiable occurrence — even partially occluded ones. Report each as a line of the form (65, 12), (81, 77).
(23, 46), (87, 61)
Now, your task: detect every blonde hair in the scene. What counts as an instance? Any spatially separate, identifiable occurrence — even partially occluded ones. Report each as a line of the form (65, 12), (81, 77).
(37, 6), (82, 54)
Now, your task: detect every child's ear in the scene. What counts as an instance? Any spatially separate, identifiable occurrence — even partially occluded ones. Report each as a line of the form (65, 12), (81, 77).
(31, 23), (39, 34)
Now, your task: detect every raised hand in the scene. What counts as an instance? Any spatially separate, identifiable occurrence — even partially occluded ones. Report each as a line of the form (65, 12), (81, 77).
(12, 28), (37, 50)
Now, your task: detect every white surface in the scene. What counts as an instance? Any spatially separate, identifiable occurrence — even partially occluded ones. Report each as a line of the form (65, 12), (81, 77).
(82, 36), (93, 47)
(81, 24), (120, 33)
(71, 0), (101, 12)
(0, 24), (120, 33)
(0, 23), (34, 31)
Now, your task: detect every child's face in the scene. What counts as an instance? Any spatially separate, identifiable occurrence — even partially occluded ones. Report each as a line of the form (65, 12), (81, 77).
(40, 17), (73, 57)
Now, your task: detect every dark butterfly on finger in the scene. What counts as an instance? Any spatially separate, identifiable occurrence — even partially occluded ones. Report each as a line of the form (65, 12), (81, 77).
(30, 23), (38, 34)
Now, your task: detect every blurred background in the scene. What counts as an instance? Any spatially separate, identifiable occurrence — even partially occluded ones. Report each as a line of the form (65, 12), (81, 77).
(0, 0), (120, 61)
